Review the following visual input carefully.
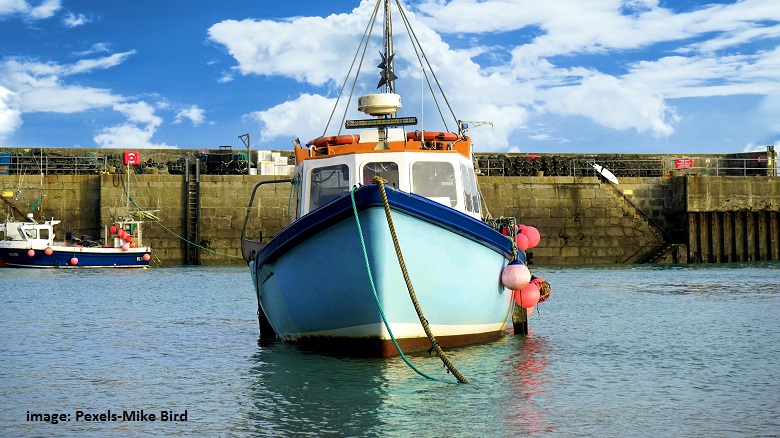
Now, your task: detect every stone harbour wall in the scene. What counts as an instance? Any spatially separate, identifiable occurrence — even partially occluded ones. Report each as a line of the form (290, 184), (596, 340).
(2, 173), (778, 266)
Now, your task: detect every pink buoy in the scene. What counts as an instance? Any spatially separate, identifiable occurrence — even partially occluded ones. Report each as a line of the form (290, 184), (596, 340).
(521, 226), (541, 248)
(121, 243), (130, 251)
(515, 233), (529, 252)
(501, 261), (531, 290)
(70, 257), (78, 265)
(142, 253), (151, 261)
(27, 249), (35, 257)
(45, 247), (53, 256)
(515, 282), (540, 308)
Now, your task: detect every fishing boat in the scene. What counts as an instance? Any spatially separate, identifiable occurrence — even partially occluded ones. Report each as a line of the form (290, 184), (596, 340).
(241, 0), (543, 358)
(0, 152), (153, 268)
(0, 215), (152, 268)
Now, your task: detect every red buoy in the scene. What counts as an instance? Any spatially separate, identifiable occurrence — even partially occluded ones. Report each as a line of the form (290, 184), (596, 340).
(515, 233), (529, 251)
(515, 282), (540, 308)
(521, 226), (541, 248)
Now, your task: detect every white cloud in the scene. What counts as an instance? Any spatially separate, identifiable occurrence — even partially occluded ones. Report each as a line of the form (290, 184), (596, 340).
(93, 123), (174, 149)
(73, 43), (111, 57)
(207, 5), (370, 87)
(244, 93), (337, 144)
(63, 11), (88, 27)
(0, 0), (61, 19)
(542, 73), (678, 136)
(28, 0), (59, 19)
(174, 105), (206, 126)
(0, 54), (180, 148)
(0, 85), (23, 140)
(68, 51), (136, 75)
(93, 101), (174, 149)
(19, 86), (119, 113)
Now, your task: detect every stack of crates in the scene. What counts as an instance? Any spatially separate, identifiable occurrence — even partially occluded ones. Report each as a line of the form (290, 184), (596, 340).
(257, 151), (294, 175)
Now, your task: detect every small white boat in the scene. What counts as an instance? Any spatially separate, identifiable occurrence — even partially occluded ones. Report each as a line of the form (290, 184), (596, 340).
(241, 0), (544, 359)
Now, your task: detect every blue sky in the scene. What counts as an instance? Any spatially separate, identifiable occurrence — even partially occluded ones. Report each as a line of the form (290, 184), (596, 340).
(1, 0), (778, 155)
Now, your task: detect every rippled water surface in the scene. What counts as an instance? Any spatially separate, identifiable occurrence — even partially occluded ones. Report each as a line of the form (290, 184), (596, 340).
(1, 263), (779, 436)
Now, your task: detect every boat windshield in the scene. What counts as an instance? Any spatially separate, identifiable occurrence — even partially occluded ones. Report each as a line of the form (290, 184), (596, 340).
(363, 162), (399, 186)
(412, 161), (457, 207)
(24, 228), (37, 239)
(309, 164), (350, 210)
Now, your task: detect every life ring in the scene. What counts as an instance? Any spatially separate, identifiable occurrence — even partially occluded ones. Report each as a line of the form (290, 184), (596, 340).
(306, 135), (359, 147)
(406, 131), (459, 142)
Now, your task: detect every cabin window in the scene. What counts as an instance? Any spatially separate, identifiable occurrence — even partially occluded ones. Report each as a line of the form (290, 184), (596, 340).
(39, 228), (49, 240)
(24, 229), (37, 239)
(309, 164), (350, 210)
(363, 162), (399, 186)
(412, 161), (456, 207)
(461, 163), (480, 213)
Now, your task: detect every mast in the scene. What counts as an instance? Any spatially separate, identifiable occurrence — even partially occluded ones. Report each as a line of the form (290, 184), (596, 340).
(378, 0), (397, 93)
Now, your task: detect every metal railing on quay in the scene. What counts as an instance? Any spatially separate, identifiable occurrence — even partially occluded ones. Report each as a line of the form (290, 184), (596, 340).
(1, 153), (108, 175)
(474, 154), (777, 178)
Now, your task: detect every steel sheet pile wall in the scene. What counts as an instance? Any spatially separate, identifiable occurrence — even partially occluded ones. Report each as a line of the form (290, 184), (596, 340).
(685, 176), (780, 263)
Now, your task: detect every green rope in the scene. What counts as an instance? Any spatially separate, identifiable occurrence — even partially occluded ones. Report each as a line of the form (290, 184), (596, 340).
(350, 186), (457, 384)
(128, 196), (243, 259)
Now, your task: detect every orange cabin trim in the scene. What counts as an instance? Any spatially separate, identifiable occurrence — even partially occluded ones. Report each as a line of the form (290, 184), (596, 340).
(294, 135), (471, 165)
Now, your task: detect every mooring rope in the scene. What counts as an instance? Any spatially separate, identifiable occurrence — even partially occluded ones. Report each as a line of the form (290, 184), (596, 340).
(128, 196), (243, 259)
(370, 177), (469, 384)
(349, 186), (453, 384)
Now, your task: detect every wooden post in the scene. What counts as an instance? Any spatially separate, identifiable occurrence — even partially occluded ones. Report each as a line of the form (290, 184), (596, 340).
(688, 212), (699, 263)
(746, 212), (757, 261)
(512, 305), (528, 336)
(758, 211), (769, 261)
(699, 212), (711, 263)
(712, 212), (722, 263)
(770, 212), (779, 260)
(723, 212), (734, 263)
(734, 212), (745, 262)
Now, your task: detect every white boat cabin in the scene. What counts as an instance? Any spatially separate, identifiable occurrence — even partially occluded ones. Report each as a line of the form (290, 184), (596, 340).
(296, 147), (481, 220)
(0, 219), (58, 247)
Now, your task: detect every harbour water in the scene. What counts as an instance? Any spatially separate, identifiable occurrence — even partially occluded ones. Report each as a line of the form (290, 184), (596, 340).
(1, 263), (778, 436)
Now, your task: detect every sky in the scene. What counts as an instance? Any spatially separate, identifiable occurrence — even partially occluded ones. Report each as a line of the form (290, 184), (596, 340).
(1, 0), (779, 155)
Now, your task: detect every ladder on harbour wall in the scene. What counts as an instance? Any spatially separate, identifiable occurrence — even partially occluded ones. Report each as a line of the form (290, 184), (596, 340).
(184, 158), (201, 265)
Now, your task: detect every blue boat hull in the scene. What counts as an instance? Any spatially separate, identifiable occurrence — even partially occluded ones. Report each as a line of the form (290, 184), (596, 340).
(0, 246), (151, 268)
(250, 185), (516, 356)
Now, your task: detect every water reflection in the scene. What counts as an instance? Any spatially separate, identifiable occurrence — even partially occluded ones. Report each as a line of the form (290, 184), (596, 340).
(498, 335), (556, 435)
(245, 338), (389, 436)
